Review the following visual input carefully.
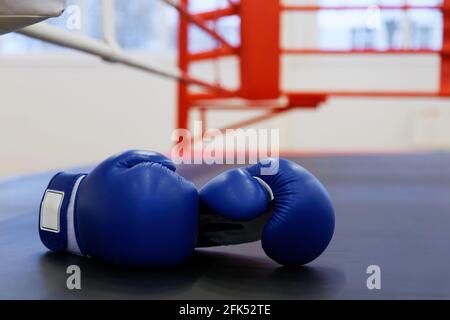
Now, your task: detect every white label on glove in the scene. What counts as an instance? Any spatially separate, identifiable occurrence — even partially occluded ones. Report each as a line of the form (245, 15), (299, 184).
(40, 190), (64, 232)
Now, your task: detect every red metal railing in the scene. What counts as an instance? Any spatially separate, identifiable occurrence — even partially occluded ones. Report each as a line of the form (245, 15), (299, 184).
(176, 0), (450, 135)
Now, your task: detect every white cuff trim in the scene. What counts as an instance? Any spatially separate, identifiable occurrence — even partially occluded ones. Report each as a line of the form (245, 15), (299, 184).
(66, 175), (85, 256)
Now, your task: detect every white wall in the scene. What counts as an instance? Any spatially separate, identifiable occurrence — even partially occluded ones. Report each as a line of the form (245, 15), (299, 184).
(0, 53), (177, 177)
(1, 51), (449, 178)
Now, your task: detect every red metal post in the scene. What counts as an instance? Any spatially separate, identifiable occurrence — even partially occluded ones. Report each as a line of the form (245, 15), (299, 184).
(441, 0), (450, 95)
(239, 0), (280, 99)
(177, 0), (189, 131)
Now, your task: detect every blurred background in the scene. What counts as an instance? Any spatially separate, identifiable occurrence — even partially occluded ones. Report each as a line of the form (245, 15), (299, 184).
(0, 0), (449, 177)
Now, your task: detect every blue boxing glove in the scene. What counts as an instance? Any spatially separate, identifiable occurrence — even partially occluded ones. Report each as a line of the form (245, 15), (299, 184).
(39, 150), (199, 267)
(198, 158), (335, 266)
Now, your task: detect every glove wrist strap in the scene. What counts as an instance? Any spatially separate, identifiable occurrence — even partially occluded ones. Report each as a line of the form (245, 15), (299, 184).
(39, 172), (86, 255)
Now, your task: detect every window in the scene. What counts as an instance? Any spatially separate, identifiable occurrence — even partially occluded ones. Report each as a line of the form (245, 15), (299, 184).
(317, 0), (443, 50)
(0, 0), (177, 54)
(0, 0), (241, 55)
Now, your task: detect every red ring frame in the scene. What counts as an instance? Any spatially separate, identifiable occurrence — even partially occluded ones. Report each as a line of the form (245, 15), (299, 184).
(176, 0), (450, 137)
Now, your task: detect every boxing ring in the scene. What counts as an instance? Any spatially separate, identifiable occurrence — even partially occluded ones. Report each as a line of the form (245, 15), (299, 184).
(1, 154), (450, 299)
(16, 0), (450, 140)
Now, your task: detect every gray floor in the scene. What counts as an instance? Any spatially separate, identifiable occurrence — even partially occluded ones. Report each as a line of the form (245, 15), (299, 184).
(0, 153), (449, 299)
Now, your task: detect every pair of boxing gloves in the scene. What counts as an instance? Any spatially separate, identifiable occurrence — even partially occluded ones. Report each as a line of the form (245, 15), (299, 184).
(39, 150), (335, 267)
